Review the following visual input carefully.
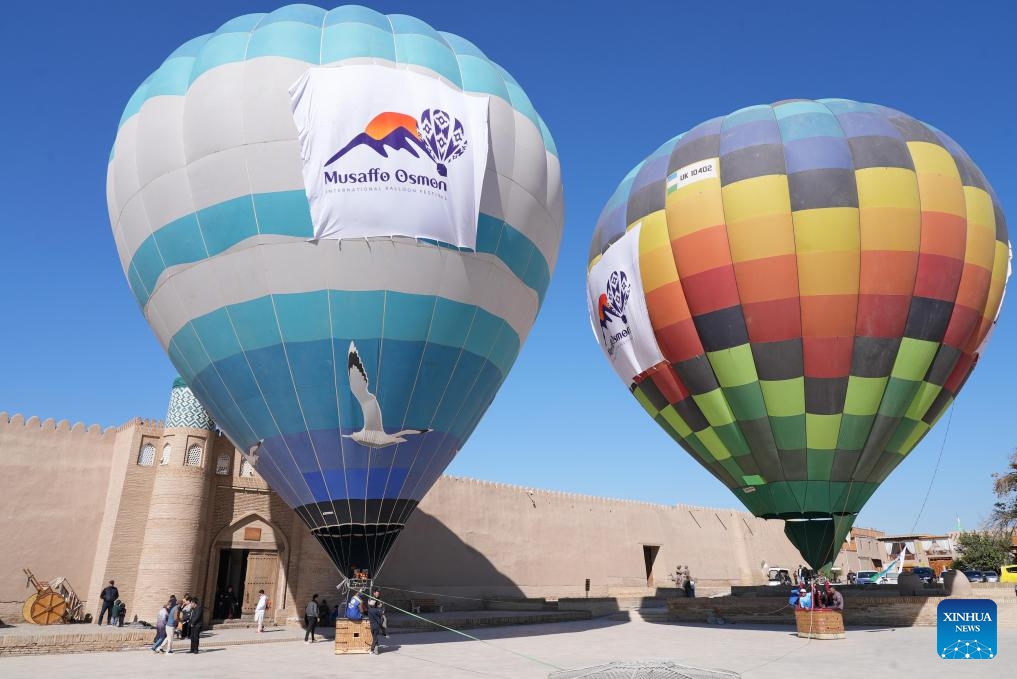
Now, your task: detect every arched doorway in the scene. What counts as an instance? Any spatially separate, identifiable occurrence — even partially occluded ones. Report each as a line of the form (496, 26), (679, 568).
(204, 514), (289, 621)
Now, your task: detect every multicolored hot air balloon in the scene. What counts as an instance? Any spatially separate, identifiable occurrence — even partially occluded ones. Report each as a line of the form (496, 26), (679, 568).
(587, 99), (1008, 569)
(107, 4), (563, 576)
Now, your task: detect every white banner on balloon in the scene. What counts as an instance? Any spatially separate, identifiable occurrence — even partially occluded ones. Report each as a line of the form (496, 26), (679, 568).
(586, 223), (664, 386)
(290, 65), (490, 249)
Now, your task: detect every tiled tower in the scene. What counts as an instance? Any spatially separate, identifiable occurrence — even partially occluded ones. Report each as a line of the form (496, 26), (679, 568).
(132, 378), (217, 619)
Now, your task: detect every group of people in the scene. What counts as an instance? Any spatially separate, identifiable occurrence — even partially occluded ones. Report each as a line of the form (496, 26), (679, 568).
(793, 564), (814, 586)
(151, 594), (206, 654)
(215, 586), (240, 620)
(100, 576), (395, 654)
(673, 565), (696, 598)
(336, 589), (388, 654)
(789, 579), (844, 611)
(96, 580), (127, 626)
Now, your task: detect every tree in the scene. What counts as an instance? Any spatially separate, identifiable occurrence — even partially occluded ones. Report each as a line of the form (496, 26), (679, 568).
(990, 448), (1017, 531)
(950, 531), (1013, 572)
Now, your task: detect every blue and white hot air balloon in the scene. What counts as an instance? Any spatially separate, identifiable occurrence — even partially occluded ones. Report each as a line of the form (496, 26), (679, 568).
(107, 4), (564, 576)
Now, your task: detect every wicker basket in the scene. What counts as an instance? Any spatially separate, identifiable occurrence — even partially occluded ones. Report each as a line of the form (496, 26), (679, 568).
(335, 618), (373, 654)
(794, 608), (845, 639)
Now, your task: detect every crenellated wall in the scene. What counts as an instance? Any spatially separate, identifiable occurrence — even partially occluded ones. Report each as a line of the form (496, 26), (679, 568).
(379, 475), (805, 600)
(1, 407), (809, 625)
(0, 413), (117, 622)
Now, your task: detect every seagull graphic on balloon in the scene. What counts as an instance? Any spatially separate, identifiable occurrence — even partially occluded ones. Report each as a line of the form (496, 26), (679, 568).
(344, 342), (430, 449)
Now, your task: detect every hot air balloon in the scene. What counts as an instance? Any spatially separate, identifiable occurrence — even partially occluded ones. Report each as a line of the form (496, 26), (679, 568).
(107, 4), (563, 577)
(586, 99), (1008, 569)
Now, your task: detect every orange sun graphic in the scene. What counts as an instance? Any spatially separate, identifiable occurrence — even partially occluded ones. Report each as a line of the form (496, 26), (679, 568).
(364, 112), (419, 140)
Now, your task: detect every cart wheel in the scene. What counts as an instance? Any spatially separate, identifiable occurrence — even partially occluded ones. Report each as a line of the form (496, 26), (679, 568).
(30, 590), (67, 625)
(22, 594), (38, 624)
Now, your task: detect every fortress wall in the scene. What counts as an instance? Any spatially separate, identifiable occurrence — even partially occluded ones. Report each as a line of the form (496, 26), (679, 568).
(85, 421), (163, 622)
(0, 413), (117, 621)
(380, 476), (805, 599)
(0, 409), (812, 624)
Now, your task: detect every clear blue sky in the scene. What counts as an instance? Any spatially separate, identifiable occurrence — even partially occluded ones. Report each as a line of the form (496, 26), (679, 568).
(1, 1), (1014, 536)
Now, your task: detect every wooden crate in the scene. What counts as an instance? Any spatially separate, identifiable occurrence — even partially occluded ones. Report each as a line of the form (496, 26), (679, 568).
(794, 608), (845, 639)
(335, 618), (373, 654)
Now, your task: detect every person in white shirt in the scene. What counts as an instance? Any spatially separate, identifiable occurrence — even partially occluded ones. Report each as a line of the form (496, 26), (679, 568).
(254, 590), (269, 632)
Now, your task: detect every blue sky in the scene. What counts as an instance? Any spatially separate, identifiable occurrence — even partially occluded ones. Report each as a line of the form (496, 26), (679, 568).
(1, 1), (1014, 536)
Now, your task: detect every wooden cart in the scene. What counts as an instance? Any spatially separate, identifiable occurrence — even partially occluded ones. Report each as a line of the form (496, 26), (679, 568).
(22, 569), (84, 625)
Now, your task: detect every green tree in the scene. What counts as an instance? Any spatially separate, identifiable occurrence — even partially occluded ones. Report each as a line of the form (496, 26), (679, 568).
(990, 448), (1017, 531)
(950, 531), (1013, 572)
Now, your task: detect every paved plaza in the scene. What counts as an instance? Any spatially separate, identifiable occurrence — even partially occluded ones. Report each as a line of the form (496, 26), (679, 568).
(1, 612), (1011, 678)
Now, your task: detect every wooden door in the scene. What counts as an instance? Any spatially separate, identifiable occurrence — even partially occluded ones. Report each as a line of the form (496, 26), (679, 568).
(242, 552), (278, 614)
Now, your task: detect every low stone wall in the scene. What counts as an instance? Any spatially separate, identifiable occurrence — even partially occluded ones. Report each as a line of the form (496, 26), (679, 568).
(558, 596), (672, 617)
(667, 593), (1017, 628)
(731, 582), (1014, 599)
(393, 610), (590, 631)
(0, 629), (153, 657)
(485, 599), (550, 612)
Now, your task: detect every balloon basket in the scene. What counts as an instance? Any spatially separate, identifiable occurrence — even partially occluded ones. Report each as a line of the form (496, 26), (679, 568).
(335, 618), (373, 654)
(794, 609), (845, 639)
(338, 576), (373, 599)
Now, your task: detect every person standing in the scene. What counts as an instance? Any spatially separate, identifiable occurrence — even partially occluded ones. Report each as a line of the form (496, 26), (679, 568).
(828, 585), (844, 611)
(152, 604), (168, 653)
(318, 597), (330, 627)
(188, 597), (205, 654)
(304, 594), (319, 643)
(225, 586), (238, 620)
(367, 596), (385, 655)
(254, 589), (269, 633)
(180, 595), (193, 638)
(368, 590), (388, 638)
(157, 597), (180, 654)
(97, 580), (118, 626)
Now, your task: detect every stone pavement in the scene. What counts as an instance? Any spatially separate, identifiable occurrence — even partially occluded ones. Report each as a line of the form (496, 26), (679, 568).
(0, 609), (590, 656)
(0, 611), (1011, 678)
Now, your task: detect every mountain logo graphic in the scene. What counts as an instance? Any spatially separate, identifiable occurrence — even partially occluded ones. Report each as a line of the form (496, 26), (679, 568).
(599, 270), (631, 333)
(324, 109), (468, 177)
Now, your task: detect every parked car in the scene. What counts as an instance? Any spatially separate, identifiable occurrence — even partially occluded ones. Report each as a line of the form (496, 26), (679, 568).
(962, 570), (985, 582)
(856, 570), (878, 584)
(908, 567), (936, 584)
(766, 567), (791, 585)
(983, 571), (999, 583)
(1001, 565), (1017, 584)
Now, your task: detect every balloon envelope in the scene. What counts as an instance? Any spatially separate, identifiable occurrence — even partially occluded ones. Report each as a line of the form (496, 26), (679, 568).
(108, 4), (563, 575)
(587, 99), (1008, 568)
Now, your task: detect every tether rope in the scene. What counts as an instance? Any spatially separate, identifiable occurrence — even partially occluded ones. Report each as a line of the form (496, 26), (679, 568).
(740, 605), (814, 676)
(372, 593), (564, 672)
(909, 404), (956, 535)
